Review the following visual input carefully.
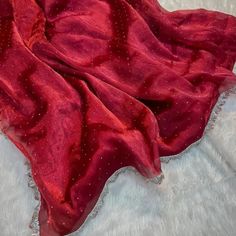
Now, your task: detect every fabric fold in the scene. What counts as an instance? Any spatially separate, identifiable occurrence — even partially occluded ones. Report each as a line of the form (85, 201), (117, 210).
(0, 0), (236, 235)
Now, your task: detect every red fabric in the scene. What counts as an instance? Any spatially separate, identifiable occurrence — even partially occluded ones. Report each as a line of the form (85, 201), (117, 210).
(0, 0), (236, 235)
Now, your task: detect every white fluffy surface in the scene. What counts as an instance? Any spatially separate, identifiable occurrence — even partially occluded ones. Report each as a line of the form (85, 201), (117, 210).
(0, 137), (36, 236)
(0, 1), (236, 236)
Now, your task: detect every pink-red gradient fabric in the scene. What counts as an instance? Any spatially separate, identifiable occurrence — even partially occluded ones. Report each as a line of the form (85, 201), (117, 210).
(0, 0), (236, 235)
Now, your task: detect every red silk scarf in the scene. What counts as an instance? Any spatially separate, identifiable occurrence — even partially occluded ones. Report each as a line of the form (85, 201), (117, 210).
(0, 0), (236, 235)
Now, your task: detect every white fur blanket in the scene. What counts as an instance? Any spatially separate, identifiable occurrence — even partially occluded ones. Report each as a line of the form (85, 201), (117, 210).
(0, 1), (236, 235)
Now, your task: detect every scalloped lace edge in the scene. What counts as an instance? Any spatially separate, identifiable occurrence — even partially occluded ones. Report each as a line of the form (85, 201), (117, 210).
(24, 86), (236, 236)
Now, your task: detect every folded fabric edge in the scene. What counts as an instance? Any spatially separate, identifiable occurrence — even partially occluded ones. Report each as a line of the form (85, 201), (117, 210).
(160, 85), (236, 163)
(23, 84), (236, 236)
(25, 164), (164, 236)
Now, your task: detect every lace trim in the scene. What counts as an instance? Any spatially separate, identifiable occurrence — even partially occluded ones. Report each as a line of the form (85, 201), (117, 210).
(26, 163), (40, 236)
(73, 167), (164, 235)
(25, 165), (164, 236)
(160, 87), (236, 163)
(20, 85), (236, 235)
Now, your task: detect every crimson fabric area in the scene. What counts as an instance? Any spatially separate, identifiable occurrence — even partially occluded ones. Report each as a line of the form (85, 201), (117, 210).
(0, 0), (236, 235)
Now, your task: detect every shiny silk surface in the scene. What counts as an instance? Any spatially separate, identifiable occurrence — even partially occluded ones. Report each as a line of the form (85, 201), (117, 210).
(0, 0), (236, 235)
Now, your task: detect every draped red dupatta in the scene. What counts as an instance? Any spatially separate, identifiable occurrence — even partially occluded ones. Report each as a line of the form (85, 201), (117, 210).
(0, 0), (236, 235)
